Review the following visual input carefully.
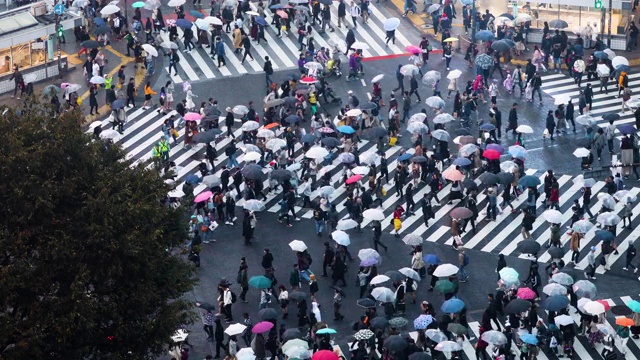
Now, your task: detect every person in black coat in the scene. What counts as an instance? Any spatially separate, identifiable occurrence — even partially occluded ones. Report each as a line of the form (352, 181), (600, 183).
(345, 29), (355, 54)
(214, 318), (224, 358)
(507, 103), (518, 135)
(224, 107), (236, 138)
(566, 99), (576, 132)
(545, 110), (556, 140)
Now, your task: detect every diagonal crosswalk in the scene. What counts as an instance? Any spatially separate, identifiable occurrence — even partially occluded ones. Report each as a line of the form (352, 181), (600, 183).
(160, 3), (417, 83)
(540, 72), (640, 138)
(89, 107), (640, 277)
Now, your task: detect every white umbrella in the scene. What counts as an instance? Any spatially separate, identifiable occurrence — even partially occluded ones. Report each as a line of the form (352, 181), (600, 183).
(362, 208), (385, 221)
(370, 275), (391, 285)
(236, 347), (255, 360)
(352, 166), (370, 175)
(371, 287), (395, 302)
(425, 96), (445, 108)
(351, 42), (370, 50)
(225, 323), (247, 335)
(142, 43), (158, 57)
(241, 120), (260, 131)
(433, 113), (454, 124)
(583, 300), (606, 315)
(516, 125), (533, 134)
(66, 83), (81, 93)
(553, 94), (571, 106)
(427, 3), (441, 13)
(597, 64), (610, 77)
(433, 263), (459, 277)
(515, 13), (532, 24)
(257, 129), (275, 138)
(266, 138), (286, 151)
(612, 56), (629, 68)
(100, 4), (120, 15)
(597, 195), (617, 210)
(317, 165), (335, 177)
(243, 152), (262, 162)
(195, 18), (211, 30)
(543, 283), (568, 296)
(336, 219), (358, 231)
(447, 69), (462, 79)
(422, 70), (441, 85)
(305, 146), (329, 159)
(167, 0), (186, 6)
(543, 209), (563, 224)
(435, 341), (462, 352)
(332, 230), (350, 244)
(407, 122), (429, 134)
(402, 234), (423, 246)
(573, 147), (591, 158)
(383, 17), (400, 31)
(575, 115), (595, 126)
(372, 74), (384, 83)
(23, 73), (37, 84)
(400, 64), (419, 76)
(399, 267), (421, 281)
(346, 109), (362, 117)
(615, 190), (637, 203)
(204, 16), (223, 25)
(500, 160), (519, 173)
(100, 129), (121, 141)
(243, 199), (264, 211)
(360, 152), (380, 166)
(554, 314), (574, 326)
(597, 211), (620, 225)
(159, 41), (179, 49)
(319, 185), (335, 198)
(304, 62), (324, 71)
(603, 49), (616, 59)
(289, 240), (308, 252)
(90, 75), (105, 84)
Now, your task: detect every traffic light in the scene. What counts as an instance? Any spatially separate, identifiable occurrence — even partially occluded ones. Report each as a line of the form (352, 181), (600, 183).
(595, 0), (603, 9)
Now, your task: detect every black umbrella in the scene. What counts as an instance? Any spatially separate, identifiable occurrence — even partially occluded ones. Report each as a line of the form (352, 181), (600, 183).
(242, 164), (264, 180)
(285, 114), (301, 124)
(504, 298), (531, 314)
(196, 302), (216, 311)
(301, 134), (315, 143)
(111, 99), (125, 109)
(455, 128), (471, 135)
(359, 102), (377, 110)
(365, 127), (388, 139)
(318, 0), (331, 4)
(81, 40), (100, 49)
(289, 291), (308, 301)
(480, 172), (499, 185)
(283, 97), (298, 106)
(408, 352), (432, 360)
(575, 138), (592, 148)
(412, 155), (427, 163)
(321, 137), (341, 148)
(204, 105), (222, 117)
(499, 13), (514, 20)
(385, 270), (405, 283)
(193, 128), (223, 143)
(498, 172), (515, 185)
(462, 178), (478, 190)
(271, 169), (292, 181)
(282, 328), (303, 342)
(548, 246), (564, 259)
(611, 305), (633, 316)
(384, 335), (408, 352)
(369, 316), (389, 329)
(357, 298), (376, 308)
(517, 240), (541, 255)
(258, 308), (279, 320)
(388, 317), (408, 328)
(491, 40), (511, 52)
(94, 25), (111, 35)
(603, 113), (620, 121)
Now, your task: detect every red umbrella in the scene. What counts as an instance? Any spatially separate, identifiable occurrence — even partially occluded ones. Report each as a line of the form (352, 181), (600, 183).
(312, 350), (339, 360)
(300, 76), (318, 84)
(346, 174), (362, 184)
(483, 149), (501, 160)
(596, 300), (611, 311)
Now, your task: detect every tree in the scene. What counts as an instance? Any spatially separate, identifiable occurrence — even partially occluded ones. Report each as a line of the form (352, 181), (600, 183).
(0, 99), (196, 359)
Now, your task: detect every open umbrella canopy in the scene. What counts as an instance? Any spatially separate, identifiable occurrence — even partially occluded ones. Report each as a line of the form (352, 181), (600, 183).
(434, 280), (455, 294)
(517, 287), (536, 300)
(252, 321), (274, 333)
(289, 240), (308, 252)
(475, 30), (495, 42)
(573, 280), (597, 298)
(425, 96), (446, 108)
(551, 272), (574, 286)
(370, 275), (391, 285)
(543, 283), (567, 296)
(371, 287), (395, 302)
(315, 328), (337, 335)
(549, 19), (568, 28)
(422, 70), (441, 85)
(399, 267), (420, 281)
(435, 340), (462, 352)
(354, 329), (375, 340)
(336, 219), (358, 231)
(433, 263), (458, 277)
(450, 207), (473, 219)
(505, 298), (531, 314)
(517, 240), (540, 255)
(258, 308), (279, 320)
(384, 335), (408, 352)
(357, 298), (377, 308)
(363, 208), (385, 221)
(543, 209), (563, 224)
(499, 267), (519, 284)
(442, 167), (464, 181)
(572, 219), (594, 234)
(542, 295), (570, 311)
(369, 316), (389, 329)
(288, 291), (307, 301)
(402, 234), (423, 246)
(414, 314), (434, 330)
(249, 276), (272, 289)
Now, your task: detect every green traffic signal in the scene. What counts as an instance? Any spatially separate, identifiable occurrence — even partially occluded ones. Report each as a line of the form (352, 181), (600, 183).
(595, 0), (602, 9)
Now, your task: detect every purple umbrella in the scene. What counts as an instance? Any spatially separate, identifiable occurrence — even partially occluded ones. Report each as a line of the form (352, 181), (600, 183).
(252, 321), (274, 333)
(619, 124), (636, 135)
(485, 143), (504, 153)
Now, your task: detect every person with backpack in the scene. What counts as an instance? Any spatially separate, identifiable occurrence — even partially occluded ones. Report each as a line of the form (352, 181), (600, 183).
(221, 284), (234, 322)
(601, 237), (616, 271)
(617, 324), (631, 355)
(605, 119), (617, 154)
(457, 249), (469, 282)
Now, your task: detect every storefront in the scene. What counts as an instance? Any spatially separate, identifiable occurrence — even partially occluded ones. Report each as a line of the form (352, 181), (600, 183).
(0, 2), (81, 93)
(510, 0), (633, 50)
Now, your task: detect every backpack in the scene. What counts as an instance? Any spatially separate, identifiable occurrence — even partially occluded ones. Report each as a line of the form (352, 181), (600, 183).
(305, 252), (313, 265)
(463, 254), (469, 266)
(133, 20), (142, 32)
(230, 290), (237, 303)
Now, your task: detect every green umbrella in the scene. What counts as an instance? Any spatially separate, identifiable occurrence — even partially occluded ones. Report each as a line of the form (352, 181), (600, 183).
(316, 328), (337, 335)
(627, 300), (640, 313)
(132, 1), (145, 7)
(248, 275), (272, 289)
(434, 280), (456, 294)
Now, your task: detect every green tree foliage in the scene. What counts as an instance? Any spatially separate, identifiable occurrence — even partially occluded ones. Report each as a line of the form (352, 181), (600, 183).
(0, 100), (196, 359)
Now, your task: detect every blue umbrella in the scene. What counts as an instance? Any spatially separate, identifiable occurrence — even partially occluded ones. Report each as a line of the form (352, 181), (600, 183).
(541, 295), (569, 311)
(337, 125), (355, 134)
(603, 113), (620, 121)
(453, 158), (471, 166)
(619, 124), (635, 135)
(189, 10), (204, 18)
(398, 153), (413, 162)
(285, 115), (301, 124)
(617, 64), (630, 72)
(594, 230), (614, 242)
(441, 298), (465, 313)
(176, 19), (193, 29)
(255, 16), (268, 26)
(94, 17), (106, 26)
(132, 1), (145, 8)
(460, 0), (473, 4)
(475, 30), (495, 42)
(520, 334), (539, 345)
(423, 254), (441, 265)
(593, 51), (608, 60)
(479, 123), (495, 131)
(270, 4), (284, 9)
(301, 134), (315, 143)
(185, 174), (201, 184)
(518, 175), (541, 188)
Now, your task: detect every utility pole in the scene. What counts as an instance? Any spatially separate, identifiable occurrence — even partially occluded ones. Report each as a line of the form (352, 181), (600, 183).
(470, 0), (477, 53)
(607, 0), (613, 47)
(53, 1), (65, 79)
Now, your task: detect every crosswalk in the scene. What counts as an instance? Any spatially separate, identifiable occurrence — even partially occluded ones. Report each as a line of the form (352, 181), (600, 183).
(539, 72), (639, 138)
(161, 3), (418, 83)
(89, 106), (640, 277)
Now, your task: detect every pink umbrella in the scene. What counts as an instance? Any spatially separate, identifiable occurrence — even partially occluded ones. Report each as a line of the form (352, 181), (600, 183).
(61, 82), (70, 89)
(318, 126), (335, 133)
(252, 321), (274, 333)
(405, 45), (421, 54)
(346, 174), (362, 184)
(276, 9), (289, 18)
(194, 191), (213, 203)
(184, 112), (202, 121)
(312, 351), (338, 360)
(442, 167), (465, 182)
(517, 287), (536, 300)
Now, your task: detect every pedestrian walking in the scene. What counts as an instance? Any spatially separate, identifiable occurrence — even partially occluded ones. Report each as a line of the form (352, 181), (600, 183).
(238, 257), (249, 302)
(457, 249), (469, 282)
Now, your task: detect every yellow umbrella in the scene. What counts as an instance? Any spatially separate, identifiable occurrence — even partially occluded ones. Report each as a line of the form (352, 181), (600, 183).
(443, 37), (459, 42)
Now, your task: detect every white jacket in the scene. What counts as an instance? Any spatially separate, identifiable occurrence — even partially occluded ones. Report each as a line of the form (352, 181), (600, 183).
(349, 5), (360, 17)
(223, 289), (233, 305)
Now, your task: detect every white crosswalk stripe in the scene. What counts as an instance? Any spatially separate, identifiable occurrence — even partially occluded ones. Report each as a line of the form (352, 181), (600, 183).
(89, 107), (640, 276)
(162, 3), (415, 83)
(539, 72), (639, 138)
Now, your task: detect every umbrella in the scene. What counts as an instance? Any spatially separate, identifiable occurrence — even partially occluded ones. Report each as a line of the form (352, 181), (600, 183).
(612, 56), (629, 68)
(399, 268), (420, 281)
(351, 166), (370, 176)
(359, 102), (377, 111)
(551, 272), (574, 286)
(400, 64), (419, 76)
(132, 1), (145, 7)
(425, 96), (446, 108)
(315, 328), (336, 335)
(516, 125), (533, 134)
(447, 69), (462, 79)
(542, 295), (570, 311)
(100, 4), (120, 15)
(224, 323), (247, 336)
(552, 314), (574, 327)
(518, 175), (541, 188)
(427, 3), (441, 12)
(167, 0), (185, 5)
(256, 129), (275, 139)
(491, 40), (511, 52)
(615, 190), (637, 203)
(372, 74), (385, 83)
(453, 158), (471, 167)
(366, 127), (388, 139)
(611, 305), (633, 316)
(357, 298), (376, 308)
(371, 287), (395, 302)
(266, 138), (286, 151)
(616, 317), (634, 327)
(369, 317), (389, 329)
(573, 280), (597, 298)
(499, 268), (519, 284)
(435, 341), (462, 352)
(475, 30), (495, 42)
(627, 300), (640, 313)
(184, 112), (202, 121)
(475, 54), (494, 70)
(192, 128), (223, 144)
(383, 17), (400, 31)
(388, 317), (408, 328)
(305, 146), (329, 159)
(573, 147), (591, 158)
(337, 125), (356, 134)
(252, 321), (274, 333)
(249, 276), (272, 289)
(100, 129), (121, 141)
(194, 191), (213, 203)
(517, 240), (540, 255)
(543, 283), (567, 297)
(604, 48), (616, 58)
(288, 291), (307, 302)
(425, 329), (448, 343)
(479, 172), (499, 186)
(433, 113), (454, 124)
(440, 298), (465, 314)
(422, 70), (441, 85)
(515, 13), (532, 23)
(431, 130), (451, 143)
(346, 174), (362, 184)
(258, 308), (278, 320)
(597, 211), (620, 226)
(505, 298), (531, 314)
(363, 209), (385, 221)
(619, 124), (635, 135)
(483, 149), (501, 160)
(338, 153), (355, 164)
(434, 280), (456, 294)
(594, 230), (614, 242)
(498, 172), (515, 185)
(384, 335), (408, 352)
(337, 219), (358, 231)
(93, 25), (112, 36)
(81, 40), (100, 49)
(433, 263), (458, 277)
(402, 234), (423, 246)
(520, 334), (539, 345)
(414, 314), (434, 330)
(312, 351), (337, 360)
(43, 84), (60, 95)
(176, 19), (193, 29)
(572, 219), (593, 234)
(450, 207), (473, 220)
(454, 136), (475, 146)
(358, 248), (381, 265)
(241, 121), (260, 131)
(271, 169), (292, 182)
(351, 42), (370, 50)
(412, 156), (428, 163)
(603, 113), (620, 122)
(575, 115), (595, 126)
(283, 339), (309, 354)
(370, 275), (391, 285)
(383, 271), (403, 283)
(508, 145), (527, 159)
(189, 9), (204, 18)
(584, 300), (606, 315)
(443, 167), (464, 181)
(459, 144), (479, 158)
(159, 41), (179, 49)
(406, 45), (422, 54)
(300, 134), (315, 144)
(548, 246), (564, 259)
(549, 19), (568, 28)
(185, 175), (201, 185)
(398, 153), (414, 162)
(443, 37), (458, 42)
(289, 240), (307, 252)
(517, 287), (536, 300)
(446, 323), (467, 335)
(481, 330), (508, 345)
(236, 348), (255, 360)
(354, 329), (375, 340)
(332, 230), (351, 246)
(540, 209), (563, 224)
